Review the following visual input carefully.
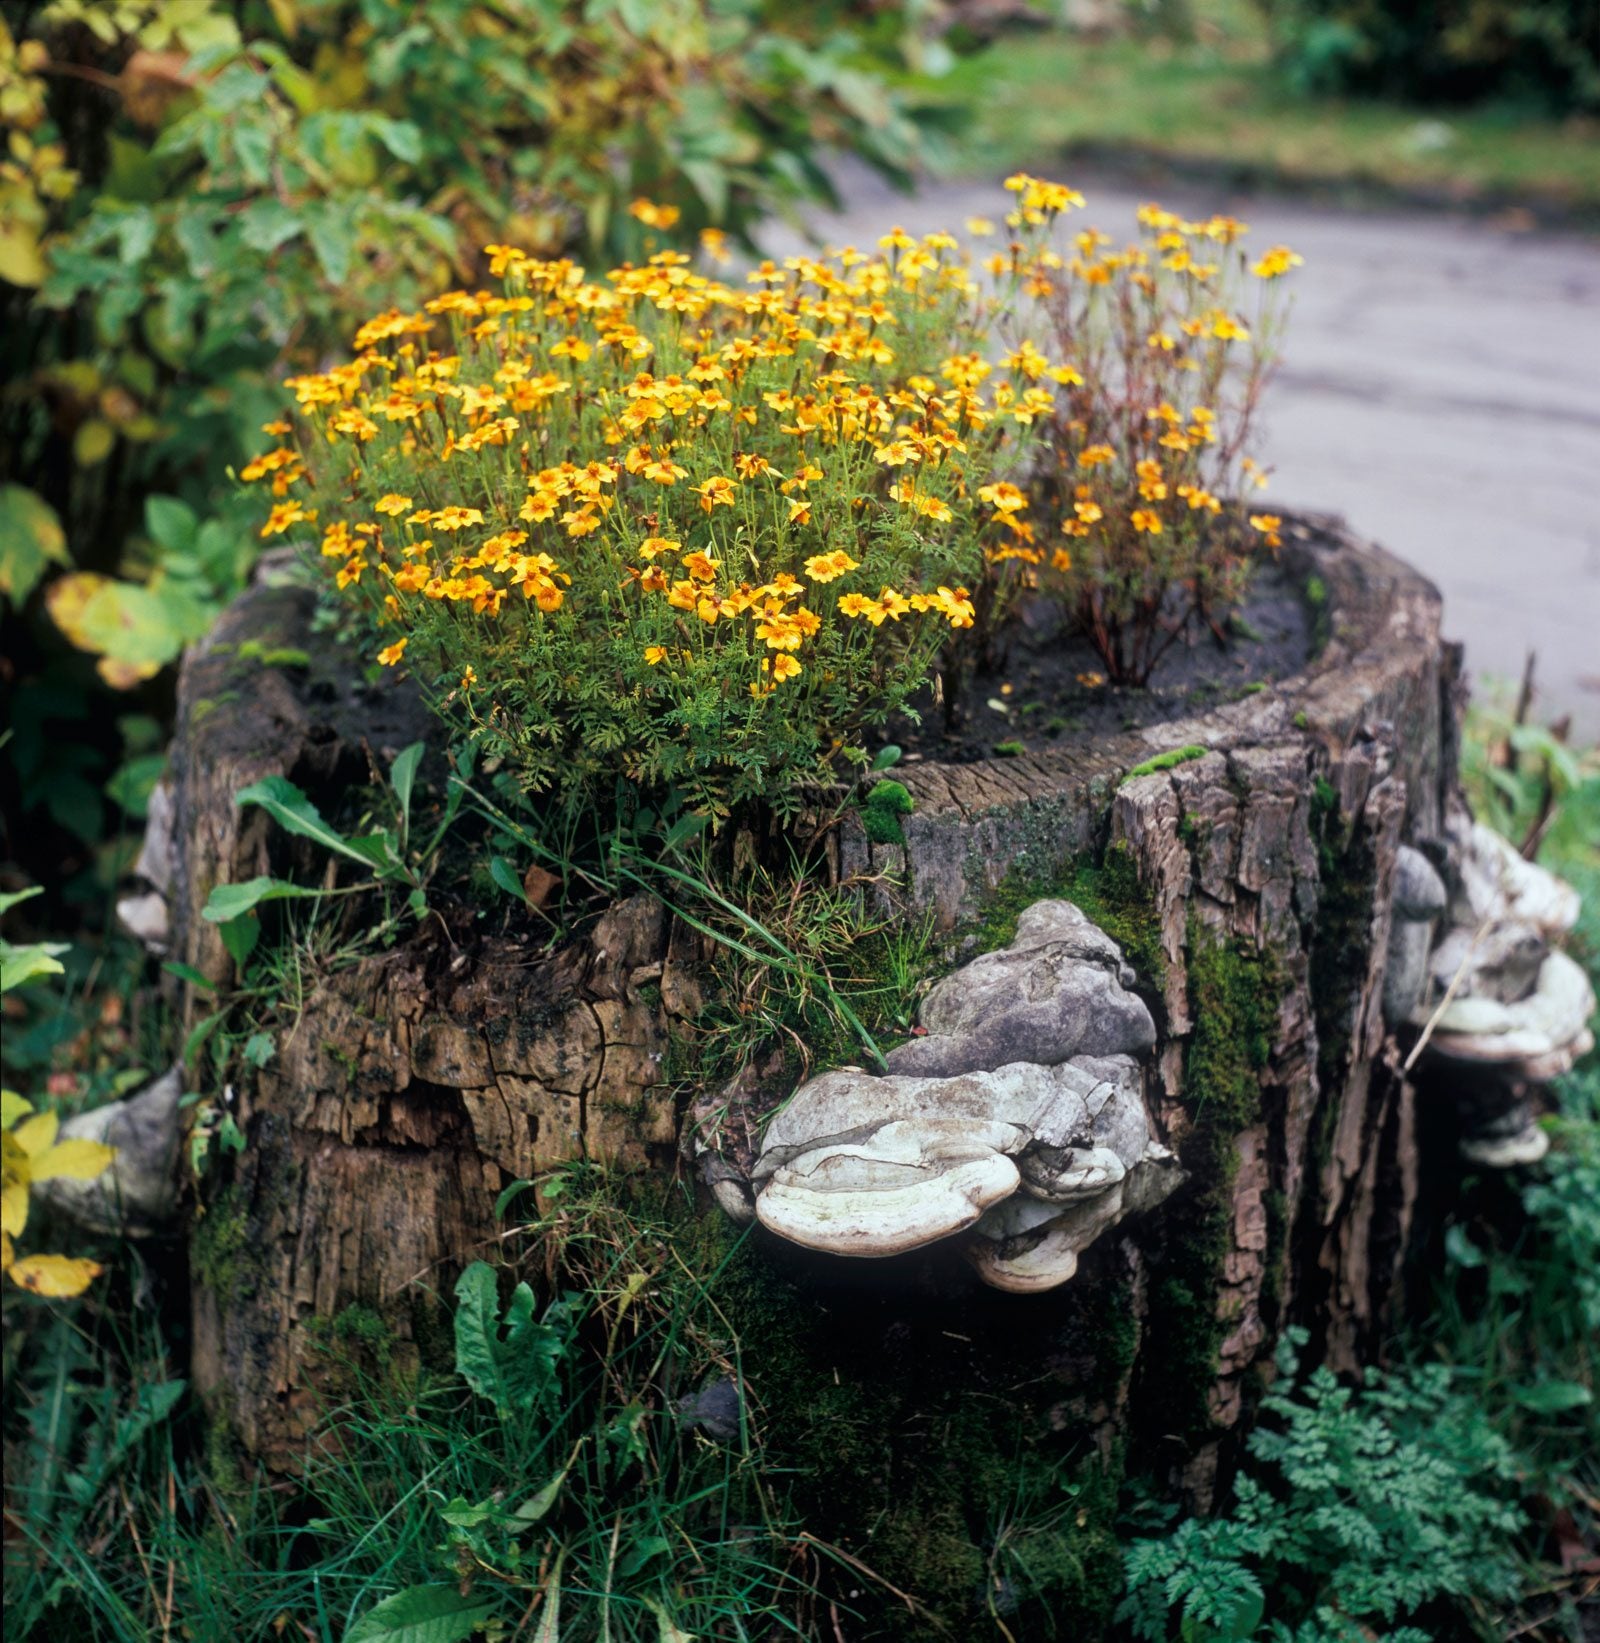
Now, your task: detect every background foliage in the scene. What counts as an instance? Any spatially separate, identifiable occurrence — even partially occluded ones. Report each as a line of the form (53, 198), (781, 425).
(1259, 0), (1600, 110)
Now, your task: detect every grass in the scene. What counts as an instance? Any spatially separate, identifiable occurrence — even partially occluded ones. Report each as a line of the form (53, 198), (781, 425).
(923, 4), (1600, 221)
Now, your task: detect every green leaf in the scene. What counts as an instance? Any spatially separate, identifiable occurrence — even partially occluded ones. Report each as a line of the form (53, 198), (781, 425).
(145, 495), (199, 555)
(870, 744), (903, 772)
(242, 1032), (276, 1069)
(219, 913), (261, 966)
(390, 741), (424, 838)
(368, 116), (424, 165)
(0, 940), (70, 993)
(235, 775), (381, 868)
(106, 752), (168, 817)
(238, 198), (304, 255)
(343, 1583), (498, 1643)
(452, 1261), (569, 1417)
(161, 961), (216, 993)
(0, 486), (70, 606)
(488, 857), (525, 900)
(513, 1464), (569, 1525)
(307, 207), (355, 285)
(0, 887), (43, 919)
(1511, 1379), (1592, 1413)
(201, 875), (325, 922)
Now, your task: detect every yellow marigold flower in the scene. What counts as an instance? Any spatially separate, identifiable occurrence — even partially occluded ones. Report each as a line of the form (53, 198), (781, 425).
(460, 666), (477, 688)
(667, 580), (699, 611)
(965, 216), (994, 236)
(1249, 512), (1284, 548)
(803, 549), (859, 584)
(521, 490), (560, 523)
(681, 550), (720, 583)
(562, 506), (601, 538)
(697, 592), (736, 624)
(1051, 547), (1073, 572)
(629, 198), (681, 230)
(261, 501), (312, 538)
(695, 476), (737, 512)
(261, 419), (292, 436)
(642, 457), (686, 485)
(1077, 444), (1115, 470)
(639, 564), (669, 594)
(734, 452), (780, 480)
(786, 499), (813, 527)
(1131, 508), (1163, 535)
(769, 653), (801, 684)
(1252, 245), (1303, 279)
(377, 638), (408, 666)
(1075, 500), (1104, 525)
(874, 440), (917, 467)
(978, 481), (1028, 515)
(837, 591), (874, 621)
(699, 228), (730, 265)
(375, 494), (413, 516)
(1077, 671), (1105, 688)
(638, 536), (680, 560)
(644, 646), (669, 665)
(432, 506), (485, 533)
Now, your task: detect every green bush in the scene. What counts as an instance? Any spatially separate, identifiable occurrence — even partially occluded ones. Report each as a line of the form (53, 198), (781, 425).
(1260, 0), (1600, 111)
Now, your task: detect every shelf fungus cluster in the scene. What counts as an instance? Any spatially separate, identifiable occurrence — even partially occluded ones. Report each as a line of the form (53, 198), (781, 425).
(706, 901), (1182, 1292)
(1395, 813), (1595, 1167)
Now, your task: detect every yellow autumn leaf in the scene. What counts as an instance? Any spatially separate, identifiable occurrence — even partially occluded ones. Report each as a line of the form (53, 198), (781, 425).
(1, 1176), (27, 1238)
(12, 1109), (59, 1156)
(7, 1253), (104, 1297)
(1, 1088), (33, 1127)
(29, 1137), (116, 1182)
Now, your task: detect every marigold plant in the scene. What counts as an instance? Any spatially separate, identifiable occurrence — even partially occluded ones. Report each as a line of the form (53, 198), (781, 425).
(253, 206), (1077, 824)
(989, 178), (1301, 685)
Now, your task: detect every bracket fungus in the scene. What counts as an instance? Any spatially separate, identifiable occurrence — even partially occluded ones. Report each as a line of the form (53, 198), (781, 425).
(1411, 816), (1595, 1165)
(717, 900), (1180, 1291)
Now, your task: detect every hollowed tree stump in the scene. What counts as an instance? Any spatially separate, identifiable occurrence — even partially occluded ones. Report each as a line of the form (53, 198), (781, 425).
(171, 515), (1457, 1492)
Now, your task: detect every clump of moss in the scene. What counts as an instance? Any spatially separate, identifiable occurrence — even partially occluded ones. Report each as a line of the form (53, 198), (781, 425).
(968, 843), (1165, 988)
(1126, 744), (1207, 779)
(191, 1184), (251, 1306)
(1137, 923), (1281, 1450)
(862, 778), (915, 845)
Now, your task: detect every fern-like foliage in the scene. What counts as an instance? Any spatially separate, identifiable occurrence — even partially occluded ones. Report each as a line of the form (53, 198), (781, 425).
(1119, 1329), (1525, 1642)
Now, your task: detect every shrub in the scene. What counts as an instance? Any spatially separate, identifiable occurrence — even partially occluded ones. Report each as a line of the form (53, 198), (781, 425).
(266, 210), (1052, 829)
(1260, 0), (1600, 112)
(991, 180), (1300, 685)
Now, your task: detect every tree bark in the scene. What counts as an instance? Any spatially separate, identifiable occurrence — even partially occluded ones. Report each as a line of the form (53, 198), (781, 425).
(173, 516), (1458, 1491)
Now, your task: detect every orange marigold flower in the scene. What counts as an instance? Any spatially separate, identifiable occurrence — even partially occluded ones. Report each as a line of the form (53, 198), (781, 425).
(644, 646), (669, 665)
(681, 550), (720, 583)
(1130, 508), (1163, 535)
(1077, 444), (1115, 470)
(695, 476), (737, 512)
(377, 638), (408, 667)
(261, 501), (313, 538)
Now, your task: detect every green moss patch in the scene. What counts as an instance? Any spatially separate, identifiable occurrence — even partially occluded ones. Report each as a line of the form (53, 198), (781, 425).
(1126, 744), (1207, 779)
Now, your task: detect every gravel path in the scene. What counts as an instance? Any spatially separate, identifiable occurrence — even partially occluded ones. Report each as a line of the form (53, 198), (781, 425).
(761, 164), (1600, 739)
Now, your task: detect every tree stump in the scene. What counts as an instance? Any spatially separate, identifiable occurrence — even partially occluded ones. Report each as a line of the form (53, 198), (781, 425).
(171, 516), (1457, 1502)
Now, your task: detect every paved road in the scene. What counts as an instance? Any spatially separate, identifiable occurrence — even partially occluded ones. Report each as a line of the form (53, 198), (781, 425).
(762, 165), (1600, 739)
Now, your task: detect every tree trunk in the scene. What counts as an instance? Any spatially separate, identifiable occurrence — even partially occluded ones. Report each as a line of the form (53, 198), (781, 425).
(172, 516), (1457, 1495)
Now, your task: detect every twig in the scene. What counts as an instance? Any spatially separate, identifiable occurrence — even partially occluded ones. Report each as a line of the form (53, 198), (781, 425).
(1403, 908), (1494, 1074)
